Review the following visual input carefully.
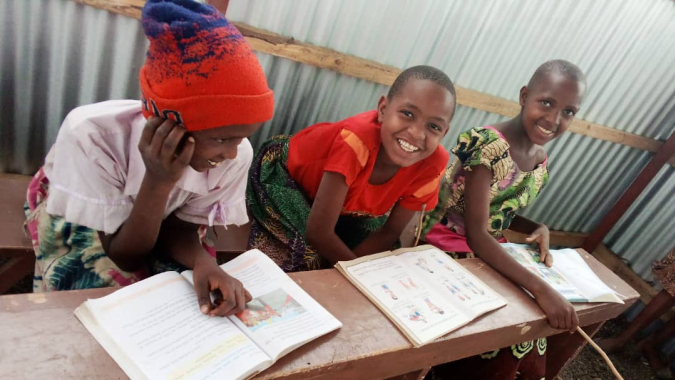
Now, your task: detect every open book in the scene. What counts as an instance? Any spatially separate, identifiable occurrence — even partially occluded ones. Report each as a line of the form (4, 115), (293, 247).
(75, 249), (342, 380)
(335, 245), (507, 347)
(501, 243), (623, 304)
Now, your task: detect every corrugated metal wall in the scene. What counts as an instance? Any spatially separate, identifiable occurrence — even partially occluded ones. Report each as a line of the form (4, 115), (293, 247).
(1, 0), (674, 282)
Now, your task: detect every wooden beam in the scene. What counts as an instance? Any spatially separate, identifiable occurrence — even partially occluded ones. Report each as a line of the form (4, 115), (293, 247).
(72, 0), (144, 19)
(590, 245), (675, 322)
(582, 130), (675, 253)
(591, 244), (656, 305)
(72, 0), (672, 165)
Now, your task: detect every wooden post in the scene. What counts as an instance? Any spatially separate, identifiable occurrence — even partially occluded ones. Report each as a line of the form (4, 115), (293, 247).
(207, 0), (229, 15)
(0, 249), (35, 294)
(582, 131), (675, 253)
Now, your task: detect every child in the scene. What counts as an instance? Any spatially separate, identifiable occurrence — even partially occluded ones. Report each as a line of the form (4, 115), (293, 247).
(23, 0), (274, 317)
(422, 60), (587, 379)
(247, 66), (455, 272)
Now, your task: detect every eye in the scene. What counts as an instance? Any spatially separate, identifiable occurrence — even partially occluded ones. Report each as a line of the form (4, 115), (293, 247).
(400, 110), (413, 118)
(541, 100), (552, 107)
(563, 109), (575, 117)
(428, 123), (442, 132)
(213, 138), (228, 143)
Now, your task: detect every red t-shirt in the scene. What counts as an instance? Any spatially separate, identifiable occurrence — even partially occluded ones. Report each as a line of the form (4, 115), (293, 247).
(287, 110), (449, 216)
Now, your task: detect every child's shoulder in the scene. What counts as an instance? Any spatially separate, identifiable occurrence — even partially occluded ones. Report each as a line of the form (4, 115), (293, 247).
(455, 126), (507, 151)
(297, 110), (380, 150)
(338, 110), (382, 147)
(61, 100), (143, 136)
(458, 126), (504, 143)
(57, 100), (144, 147)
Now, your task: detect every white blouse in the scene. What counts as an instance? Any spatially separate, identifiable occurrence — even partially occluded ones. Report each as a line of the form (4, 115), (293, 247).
(43, 100), (251, 234)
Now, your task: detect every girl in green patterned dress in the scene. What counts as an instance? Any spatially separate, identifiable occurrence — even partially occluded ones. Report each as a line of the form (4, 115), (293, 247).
(423, 60), (587, 380)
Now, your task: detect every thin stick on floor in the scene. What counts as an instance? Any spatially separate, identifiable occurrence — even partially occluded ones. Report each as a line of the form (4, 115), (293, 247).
(413, 204), (426, 247)
(576, 326), (624, 380)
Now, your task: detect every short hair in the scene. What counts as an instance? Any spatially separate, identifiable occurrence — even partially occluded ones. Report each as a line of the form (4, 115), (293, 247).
(387, 65), (457, 105)
(528, 59), (587, 89)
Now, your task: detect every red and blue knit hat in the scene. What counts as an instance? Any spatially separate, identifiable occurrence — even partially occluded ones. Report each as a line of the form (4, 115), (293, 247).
(139, 0), (274, 131)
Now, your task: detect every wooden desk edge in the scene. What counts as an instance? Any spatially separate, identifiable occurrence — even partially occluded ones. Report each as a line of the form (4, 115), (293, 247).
(0, 250), (640, 380)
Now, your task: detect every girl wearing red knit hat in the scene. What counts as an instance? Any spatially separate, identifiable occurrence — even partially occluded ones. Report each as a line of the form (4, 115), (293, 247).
(24, 0), (273, 317)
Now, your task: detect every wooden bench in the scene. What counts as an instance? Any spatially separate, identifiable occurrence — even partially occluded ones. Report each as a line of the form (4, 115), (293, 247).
(0, 174), (34, 293)
(0, 174), (249, 293)
(0, 250), (638, 379)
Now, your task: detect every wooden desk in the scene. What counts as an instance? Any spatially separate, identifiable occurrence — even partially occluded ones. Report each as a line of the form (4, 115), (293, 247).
(0, 251), (638, 380)
(0, 174), (34, 293)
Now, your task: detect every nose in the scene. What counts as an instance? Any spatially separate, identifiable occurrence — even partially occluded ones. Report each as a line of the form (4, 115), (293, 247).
(223, 147), (238, 160)
(222, 140), (243, 160)
(547, 109), (561, 128)
(409, 122), (426, 141)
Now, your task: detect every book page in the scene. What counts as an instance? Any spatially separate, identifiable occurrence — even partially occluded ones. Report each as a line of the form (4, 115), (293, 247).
(182, 250), (342, 361)
(548, 248), (623, 303)
(394, 247), (507, 316)
(84, 271), (271, 380)
(501, 243), (589, 302)
(342, 253), (476, 346)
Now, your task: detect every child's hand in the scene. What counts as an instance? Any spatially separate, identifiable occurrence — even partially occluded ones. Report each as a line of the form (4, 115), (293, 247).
(525, 224), (553, 267)
(139, 117), (195, 186)
(192, 256), (252, 317)
(535, 287), (579, 332)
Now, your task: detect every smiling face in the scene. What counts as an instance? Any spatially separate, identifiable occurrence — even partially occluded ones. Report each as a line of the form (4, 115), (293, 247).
(519, 71), (585, 145)
(189, 123), (262, 171)
(377, 78), (455, 168)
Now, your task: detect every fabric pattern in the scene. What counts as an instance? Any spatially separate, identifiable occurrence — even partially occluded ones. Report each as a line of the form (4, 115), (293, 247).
(652, 248), (675, 297)
(423, 126), (549, 246)
(428, 338), (547, 380)
(25, 168), (214, 292)
(246, 136), (388, 272)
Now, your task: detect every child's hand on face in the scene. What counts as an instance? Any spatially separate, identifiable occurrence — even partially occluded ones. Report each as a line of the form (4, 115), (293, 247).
(535, 287), (579, 332)
(192, 255), (253, 317)
(525, 224), (553, 267)
(139, 117), (195, 186)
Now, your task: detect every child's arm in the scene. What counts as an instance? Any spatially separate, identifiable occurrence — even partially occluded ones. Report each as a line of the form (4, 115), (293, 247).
(464, 165), (578, 331)
(509, 215), (553, 267)
(99, 118), (194, 271)
(307, 172), (415, 261)
(157, 214), (252, 317)
(305, 172), (360, 263)
(353, 204), (415, 256)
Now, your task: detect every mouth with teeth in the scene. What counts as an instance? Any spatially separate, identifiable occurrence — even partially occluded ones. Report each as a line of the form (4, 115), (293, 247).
(536, 125), (555, 136)
(207, 159), (222, 167)
(397, 138), (421, 153)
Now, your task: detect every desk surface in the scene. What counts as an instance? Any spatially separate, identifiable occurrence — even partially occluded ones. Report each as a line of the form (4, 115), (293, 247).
(0, 251), (638, 380)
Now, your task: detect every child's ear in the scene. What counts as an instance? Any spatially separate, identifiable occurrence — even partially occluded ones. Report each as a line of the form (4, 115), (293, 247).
(519, 86), (529, 107)
(377, 96), (388, 123)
